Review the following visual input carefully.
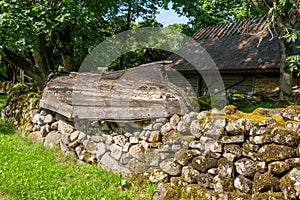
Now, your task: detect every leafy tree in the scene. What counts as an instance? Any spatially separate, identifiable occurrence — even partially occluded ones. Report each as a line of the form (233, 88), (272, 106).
(0, 0), (169, 87)
(164, 23), (194, 37)
(168, 0), (248, 31)
(108, 18), (164, 70)
(0, 0), (97, 89)
(104, 0), (165, 69)
(108, 21), (193, 70)
(284, 18), (300, 77)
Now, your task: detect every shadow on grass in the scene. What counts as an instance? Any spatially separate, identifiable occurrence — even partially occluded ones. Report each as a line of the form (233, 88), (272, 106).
(0, 120), (17, 135)
(0, 94), (15, 135)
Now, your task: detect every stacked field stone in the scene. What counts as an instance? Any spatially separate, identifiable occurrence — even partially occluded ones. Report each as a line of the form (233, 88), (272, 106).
(3, 104), (300, 200)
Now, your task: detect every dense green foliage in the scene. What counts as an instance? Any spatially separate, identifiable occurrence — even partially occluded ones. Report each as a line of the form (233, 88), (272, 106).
(0, 120), (157, 199)
(0, 0), (299, 97)
(169, 0), (248, 29)
(0, 0), (174, 86)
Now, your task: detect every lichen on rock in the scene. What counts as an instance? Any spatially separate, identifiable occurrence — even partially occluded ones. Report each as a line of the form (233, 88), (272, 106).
(257, 144), (296, 162)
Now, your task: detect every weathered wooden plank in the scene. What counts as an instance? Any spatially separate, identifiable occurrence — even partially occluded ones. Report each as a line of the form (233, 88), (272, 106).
(39, 100), (73, 119)
(40, 63), (192, 121)
(73, 104), (182, 120)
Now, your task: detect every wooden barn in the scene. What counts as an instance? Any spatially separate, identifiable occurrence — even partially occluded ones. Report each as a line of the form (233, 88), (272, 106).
(144, 16), (300, 96)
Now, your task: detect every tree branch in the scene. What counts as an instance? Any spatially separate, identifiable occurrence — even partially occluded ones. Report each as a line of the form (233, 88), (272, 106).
(1, 48), (47, 89)
(1, 48), (36, 78)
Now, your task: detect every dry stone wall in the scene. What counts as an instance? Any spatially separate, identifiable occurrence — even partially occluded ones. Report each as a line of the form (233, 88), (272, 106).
(2, 102), (300, 199)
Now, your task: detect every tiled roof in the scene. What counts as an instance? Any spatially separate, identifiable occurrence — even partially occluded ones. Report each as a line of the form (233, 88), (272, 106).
(171, 15), (282, 72)
(141, 48), (173, 64)
(192, 16), (268, 40)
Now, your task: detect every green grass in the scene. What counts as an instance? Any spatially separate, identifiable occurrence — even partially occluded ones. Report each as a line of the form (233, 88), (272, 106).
(0, 120), (157, 200)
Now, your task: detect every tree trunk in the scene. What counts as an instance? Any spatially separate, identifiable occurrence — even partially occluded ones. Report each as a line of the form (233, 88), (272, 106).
(279, 39), (293, 100)
(277, 17), (294, 101)
(57, 26), (75, 72)
(2, 51), (46, 89)
(62, 53), (75, 72)
(1, 34), (54, 90)
(33, 34), (52, 79)
(119, 0), (132, 69)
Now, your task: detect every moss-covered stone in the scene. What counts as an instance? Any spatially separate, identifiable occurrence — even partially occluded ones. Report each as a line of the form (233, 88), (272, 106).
(225, 109), (286, 127)
(191, 156), (218, 173)
(152, 183), (181, 200)
(281, 105), (300, 122)
(170, 177), (188, 190)
(221, 135), (244, 144)
(159, 158), (182, 176)
(2, 82), (40, 131)
(257, 144), (296, 162)
(219, 176), (234, 192)
(249, 134), (271, 145)
(242, 141), (260, 153)
(181, 164), (200, 184)
(177, 120), (190, 135)
(251, 192), (285, 200)
(285, 158), (300, 169)
(268, 161), (290, 175)
(222, 105), (237, 115)
(280, 168), (300, 199)
(285, 121), (300, 131)
(149, 169), (169, 183)
(85, 141), (97, 153)
(270, 126), (299, 147)
(127, 158), (149, 174)
(234, 158), (256, 177)
(195, 173), (214, 189)
(253, 172), (280, 193)
(148, 130), (162, 143)
(225, 117), (254, 135)
(83, 153), (97, 164)
(179, 136), (195, 148)
(200, 117), (226, 138)
(175, 149), (200, 166)
(234, 175), (253, 194)
(180, 184), (216, 200)
(217, 158), (234, 178)
(162, 130), (181, 144)
(227, 191), (251, 199)
(258, 108), (282, 117)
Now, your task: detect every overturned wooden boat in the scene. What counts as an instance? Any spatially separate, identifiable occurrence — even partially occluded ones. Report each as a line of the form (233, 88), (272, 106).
(40, 63), (193, 121)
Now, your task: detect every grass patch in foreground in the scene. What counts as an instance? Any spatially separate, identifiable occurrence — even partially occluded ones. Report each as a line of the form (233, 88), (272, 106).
(0, 120), (157, 200)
